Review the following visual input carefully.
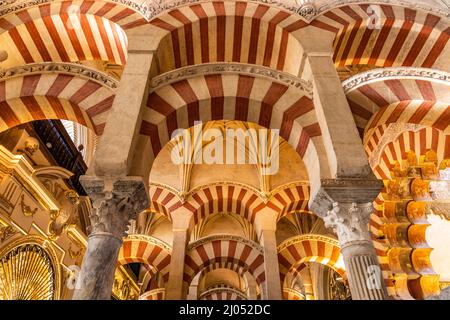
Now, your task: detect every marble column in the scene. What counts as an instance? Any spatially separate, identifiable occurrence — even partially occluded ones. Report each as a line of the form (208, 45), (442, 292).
(165, 208), (193, 300)
(73, 177), (149, 300)
(323, 202), (388, 300)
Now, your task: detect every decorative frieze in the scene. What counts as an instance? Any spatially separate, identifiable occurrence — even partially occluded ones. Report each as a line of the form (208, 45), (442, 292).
(150, 63), (313, 97)
(277, 233), (339, 252)
(317, 0), (450, 18)
(1, 0), (448, 23)
(343, 67), (450, 93)
(366, 123), (427, 170)
(0, 62), (118, 89)
(125, 233), (172, 252)
(0, 224), (16, 243)
(187, 234), (263, 254)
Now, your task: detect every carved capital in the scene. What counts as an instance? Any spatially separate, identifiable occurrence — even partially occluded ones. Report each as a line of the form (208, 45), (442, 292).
(80, 176), (149, 240)
(323, 202), (373, 247)
(309, 177), (383, 218)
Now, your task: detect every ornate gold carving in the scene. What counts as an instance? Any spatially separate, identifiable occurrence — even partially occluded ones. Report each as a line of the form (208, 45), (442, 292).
(112, 266), (140, 300)
(20, 194), (37, 217)
(0, 243), (55, 300)
(0, 224), (16, 243)
(68, 244), (81, 260)
(328, 269), (351, 300)
(0, 194), (13, 212)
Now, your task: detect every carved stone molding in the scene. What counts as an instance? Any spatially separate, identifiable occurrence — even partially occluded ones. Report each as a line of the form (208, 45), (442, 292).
(125, 234), (172, 252)
(323, 202), (373, 247)
(0, 62), (118, 89)
(277, 234), (339, 252)
(343, 67), (450, 93)
(80, 176), (149, 240)
(199, 286), (248, 300)
(366, 123), (427, 169)
(150, 179), (309, 206)
(316, 0), (450, 18)
(1, 0), (448, 23)
(187, 234), (263, 254)
(309, 177), (383, 218)
(150, 63), (313, 97)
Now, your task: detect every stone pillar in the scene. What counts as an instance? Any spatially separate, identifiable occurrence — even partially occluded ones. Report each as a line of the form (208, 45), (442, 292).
(297, 27), (372, 180)
(260, 229), (282, 300)
(255, 209), (282, 300)
(91, 32), (155, 177)
(73, 177), (149, 300)
(302, 268), (315, 300)
(323, 202), (388, 300)
(165, 208), (193, 300)
(310, 177), (388, 300)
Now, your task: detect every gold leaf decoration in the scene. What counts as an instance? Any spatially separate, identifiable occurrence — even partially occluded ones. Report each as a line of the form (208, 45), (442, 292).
(0, 244), (55, 300)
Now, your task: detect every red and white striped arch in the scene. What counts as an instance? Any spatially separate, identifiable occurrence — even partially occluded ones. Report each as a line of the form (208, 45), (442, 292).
(184, 235), (265, 286)
(277, 234), (345, 283)
(139, 288), (165, 300)
(149, 182), (309, 225)
(313, 4), (450, 71)
(369, 196), (394, 296)
(0, 4), (131, 69)
(283, 287), (305, 300)
(345, 76), (450, 140)
(0, 0), (147, 32)
(149, 1), (308, 75)
(0, 69), (115, 134)
(199, 286), (247, 300)
(140, 72), (323, 190)
(118, 235), (172, 282)
(371, 127), (450, 180)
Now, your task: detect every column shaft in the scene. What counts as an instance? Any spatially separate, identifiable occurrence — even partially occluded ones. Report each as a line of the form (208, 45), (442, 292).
(73, 177), (149, 300)
(93, 49), (154, 176)
(308, 53), (371, 178)
(166, 229), (189, 299)
(260, 229), (282, 300)
(341, 241), (388, 300)
(323, 202), (388, 300)
(73, 234), (122, 299)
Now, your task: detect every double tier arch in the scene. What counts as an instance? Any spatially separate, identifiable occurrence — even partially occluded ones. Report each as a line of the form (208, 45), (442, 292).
(277, 234), (345, 285)
(118, 234), (172, 283)
(0, 62), (117, 134)
(183, 235), (266, 288)
(312, 3), (449, 71)
(147, 0), (310, 76)
(134, 68), (325, 197)
(148, 182), (309, 225)
(0, 0), (151, 70)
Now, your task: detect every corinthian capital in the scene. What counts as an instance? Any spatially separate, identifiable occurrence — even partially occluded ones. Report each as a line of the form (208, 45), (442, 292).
(80, 176), (149, 240)
(323, 202), (373, 246)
